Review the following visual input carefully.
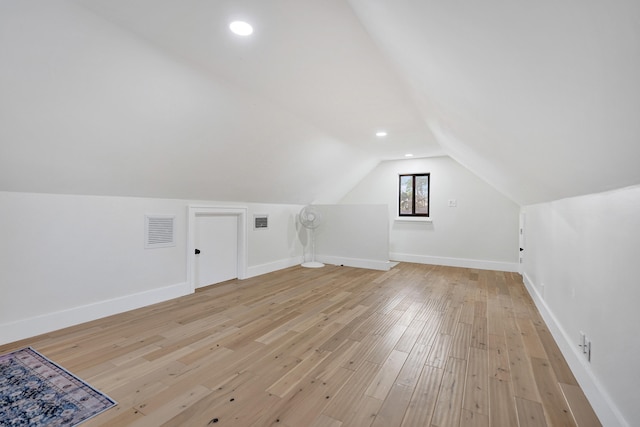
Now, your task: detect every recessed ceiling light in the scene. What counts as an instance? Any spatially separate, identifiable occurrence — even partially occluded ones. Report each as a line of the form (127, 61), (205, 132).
(375, 131), (387, 137)
(405, 153), (414, 157)
(229, 21), (253, 36)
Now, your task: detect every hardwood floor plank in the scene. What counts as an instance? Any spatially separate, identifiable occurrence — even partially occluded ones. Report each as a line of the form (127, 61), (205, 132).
(323, 361), (380, 422)
(505, 318), (541, 402)
(450, 322), (472, 360)
(516, 317), (548, 359)
(515, 397), (549, 427)
(341, 395), (383, 427)
(261, 366), (355, 427)
(267, 349), (331, 397)
(559, 383), (602, 427)
(366, 324), (407, 365)
(394, 318), (427, 353)
(463, 347), (489, 415)
(131, 384), (212, 426)
(459, 301), (475, 325)
(460, 409), (489, 427)
(0, 263), (599, 426)
(365, 349), (409, 400)
(489, 378), (518, 427)
(431, 356), (467, 427)
(396, 343), (431, 388)
(488, 333), (510, 382)
(530, 356), (576, 427)
(426, 333), (453, 368)
(310, 414), (343, 427)
(470, 316), (488, 350)
(82, 407), (145, 427)
(532, 317), (579, 386)
(370, 382), (413, 427)
(401, 365), (443, 427)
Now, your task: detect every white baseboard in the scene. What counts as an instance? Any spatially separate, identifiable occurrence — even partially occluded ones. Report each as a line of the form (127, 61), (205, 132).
(246, 256), (303, 278)
(315, 255), (393, 271)
(522, 273), (628, 427)
(389, 252), (519, 272)
(0, 282), (191, 346)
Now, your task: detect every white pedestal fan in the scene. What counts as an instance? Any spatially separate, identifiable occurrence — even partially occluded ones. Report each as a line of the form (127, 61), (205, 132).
(299, 205), (325, 268)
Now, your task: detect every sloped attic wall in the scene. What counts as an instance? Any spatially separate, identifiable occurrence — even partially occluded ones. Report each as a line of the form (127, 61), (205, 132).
(0, 191), (304, 345)
(0, 0), (377, 205)
(521, 186), (640, 427)
(348, 0), (640, 206)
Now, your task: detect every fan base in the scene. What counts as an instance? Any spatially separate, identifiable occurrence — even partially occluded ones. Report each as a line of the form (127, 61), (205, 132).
(301, 261), (325, 268)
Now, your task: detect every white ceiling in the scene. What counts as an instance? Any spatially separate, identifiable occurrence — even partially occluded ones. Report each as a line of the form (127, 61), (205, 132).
(1, 0), (639, 205)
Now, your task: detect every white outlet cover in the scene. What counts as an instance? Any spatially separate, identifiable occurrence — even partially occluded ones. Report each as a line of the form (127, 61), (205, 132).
(448, 199), (457, 207)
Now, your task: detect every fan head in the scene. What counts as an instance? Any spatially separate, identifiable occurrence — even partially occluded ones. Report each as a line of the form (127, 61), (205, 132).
(299, 205), (322, 229)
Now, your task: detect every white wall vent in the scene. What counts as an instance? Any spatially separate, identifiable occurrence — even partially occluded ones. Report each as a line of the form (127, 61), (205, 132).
(254, 214), (268, 230)
(145, 215), (176, 248)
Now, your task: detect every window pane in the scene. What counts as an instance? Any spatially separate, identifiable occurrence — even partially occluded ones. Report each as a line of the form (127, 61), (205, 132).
(415, 175), (428, 214)
(400, 176), (413, 215)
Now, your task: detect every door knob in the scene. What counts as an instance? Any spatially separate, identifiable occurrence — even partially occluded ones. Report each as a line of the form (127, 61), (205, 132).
(195, 249), (201, 254)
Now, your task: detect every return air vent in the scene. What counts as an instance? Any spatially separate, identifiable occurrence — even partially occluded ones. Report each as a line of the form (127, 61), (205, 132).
(254, 214), (268, 230)
(145, 215), (176, 248)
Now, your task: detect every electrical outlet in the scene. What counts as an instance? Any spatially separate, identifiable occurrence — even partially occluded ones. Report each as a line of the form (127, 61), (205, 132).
(448, 199), (457, 207)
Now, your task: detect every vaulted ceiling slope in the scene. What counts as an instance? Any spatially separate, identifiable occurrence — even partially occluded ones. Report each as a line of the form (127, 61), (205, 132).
(0, 0), (441, 204)
(349, 0), (640, 205)
(1, 1), (638, 206)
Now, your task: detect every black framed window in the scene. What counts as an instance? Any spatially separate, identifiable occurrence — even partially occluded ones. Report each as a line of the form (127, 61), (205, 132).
(399, 173), (430, 217)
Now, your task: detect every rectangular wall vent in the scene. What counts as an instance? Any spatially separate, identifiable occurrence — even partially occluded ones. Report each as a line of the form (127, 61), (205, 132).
(254, 214), (268, 230)
(145, 215), (176, 248)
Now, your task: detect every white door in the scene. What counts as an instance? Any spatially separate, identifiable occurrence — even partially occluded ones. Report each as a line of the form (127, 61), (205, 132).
(519, 212), (526, 272)
(194, 215), (238, 288)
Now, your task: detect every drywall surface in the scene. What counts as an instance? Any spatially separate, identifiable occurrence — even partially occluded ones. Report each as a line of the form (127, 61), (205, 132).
(0, 191), (302, 344)
(0, 0), (379, 205)
(522, 185), (640, 426)
(246, 203), (304, 275)
(340, 156), (519, 270)
(311, 204), (390, 269)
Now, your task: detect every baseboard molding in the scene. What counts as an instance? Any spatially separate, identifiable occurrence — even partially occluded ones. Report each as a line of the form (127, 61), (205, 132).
(246, 256), (303, 278)
(315, 255), (393, 271)
(522, 273), (628, 427)
(389, 252), (519, 272)
(0, 282), (191, 346)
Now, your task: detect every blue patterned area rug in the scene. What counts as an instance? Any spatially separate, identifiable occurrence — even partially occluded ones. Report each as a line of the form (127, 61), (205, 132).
(0, 347), (116, 426)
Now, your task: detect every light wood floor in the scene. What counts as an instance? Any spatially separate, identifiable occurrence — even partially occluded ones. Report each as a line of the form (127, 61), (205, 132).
(1, 263), (601, 427)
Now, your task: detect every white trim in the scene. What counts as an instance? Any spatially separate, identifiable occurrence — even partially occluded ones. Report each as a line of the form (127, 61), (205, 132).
(246, 256), (303, 278)
(316, 255), (394, 271)
(0, 282), (190, 346)
(394, 217), (432, 223)
(187, 205), (248, 291)
(522, 273), (628, 427)
(389, 252), (519, 272)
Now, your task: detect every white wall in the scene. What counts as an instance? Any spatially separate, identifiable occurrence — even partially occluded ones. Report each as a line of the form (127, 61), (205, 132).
(312, 204), (391, 270)
(0, 191), (302, 345)
(521, 185), (640, 427)
(246, 203), (304, 277)
(340, 156), (520, 271)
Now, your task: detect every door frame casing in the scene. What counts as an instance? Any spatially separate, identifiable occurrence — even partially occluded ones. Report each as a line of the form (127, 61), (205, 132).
(187, 205), (248, 292)
(519, 211), (526, 274)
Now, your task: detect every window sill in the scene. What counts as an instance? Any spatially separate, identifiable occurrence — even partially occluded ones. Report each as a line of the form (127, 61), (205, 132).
(394, 217), (432, 223)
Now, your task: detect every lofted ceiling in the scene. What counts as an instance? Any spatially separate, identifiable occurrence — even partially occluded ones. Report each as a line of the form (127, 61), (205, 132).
(1, 0), (639, 205)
